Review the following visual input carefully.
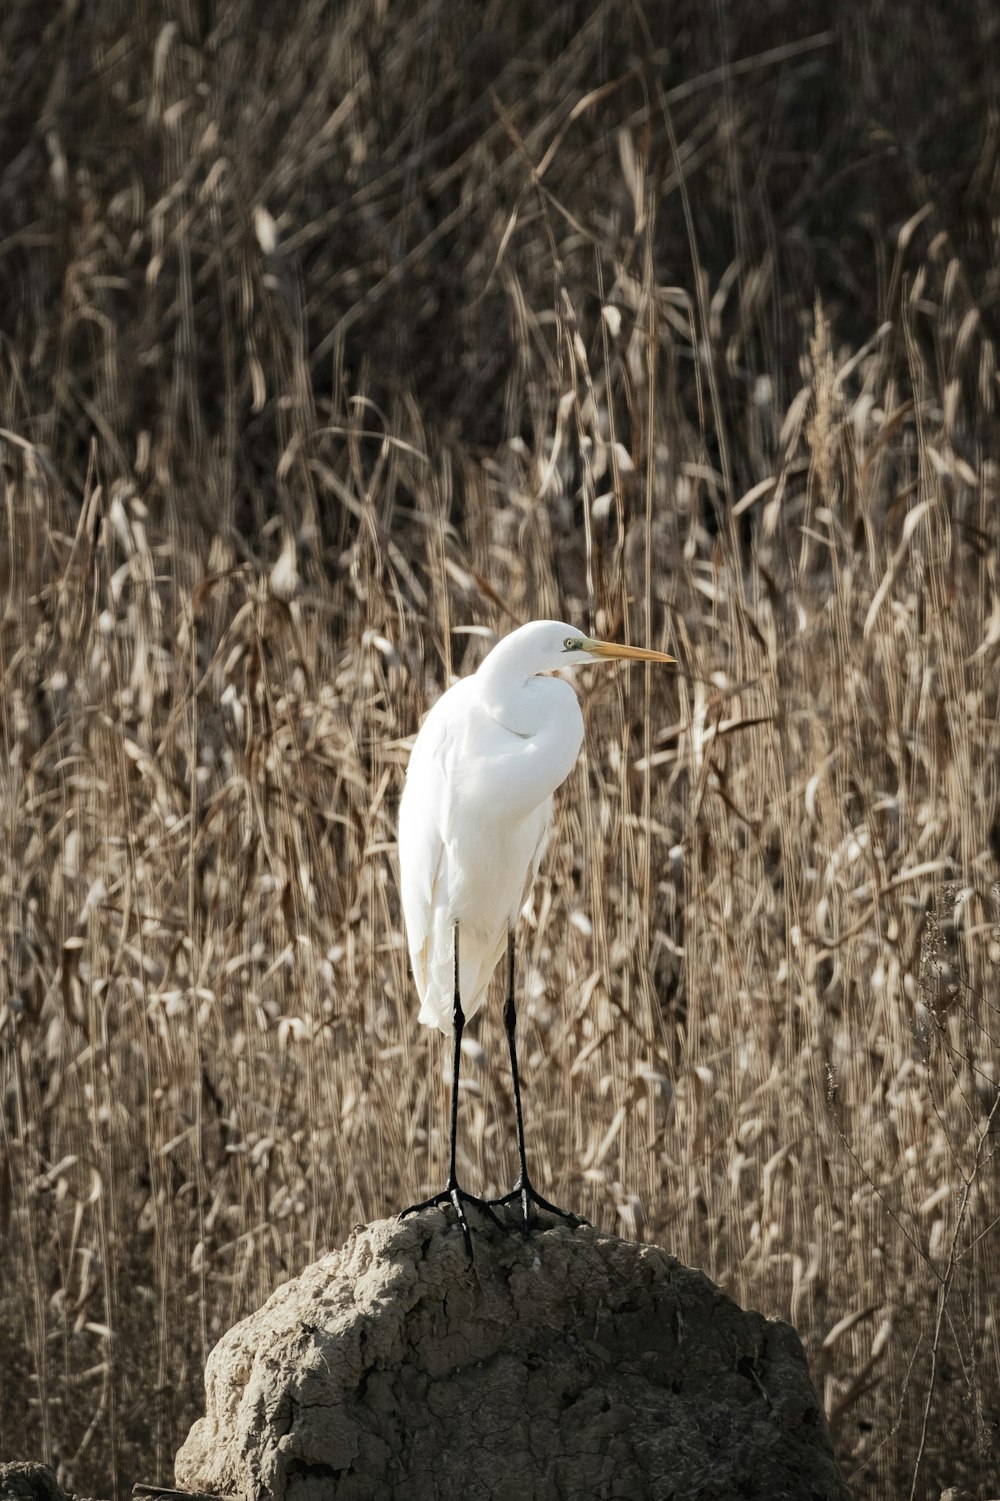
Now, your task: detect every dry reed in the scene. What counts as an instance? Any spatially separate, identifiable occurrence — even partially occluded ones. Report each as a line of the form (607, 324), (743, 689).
(1, 2), (999, 1497)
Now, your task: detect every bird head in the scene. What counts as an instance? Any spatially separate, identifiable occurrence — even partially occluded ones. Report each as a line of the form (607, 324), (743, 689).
(475, 619), (675, 735)
(518, 619), (676, 673)
(559, 630), (676, 668)
(476, 621), (675, 691)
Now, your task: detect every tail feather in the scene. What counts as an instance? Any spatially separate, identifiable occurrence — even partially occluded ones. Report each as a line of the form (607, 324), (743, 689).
(415, 917), (505, 1035)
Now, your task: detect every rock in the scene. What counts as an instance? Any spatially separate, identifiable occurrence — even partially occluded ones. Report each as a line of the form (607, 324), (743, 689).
(175, 1210), (849, 1501)
(0, 1466), (68, 1501)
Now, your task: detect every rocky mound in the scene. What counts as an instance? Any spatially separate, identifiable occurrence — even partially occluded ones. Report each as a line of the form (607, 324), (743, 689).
(175, 1208), (848, 1501)
(174, 1206), (846, 1501)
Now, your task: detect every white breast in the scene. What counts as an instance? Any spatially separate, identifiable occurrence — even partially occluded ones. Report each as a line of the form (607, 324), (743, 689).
(398, 673), (584, 1033)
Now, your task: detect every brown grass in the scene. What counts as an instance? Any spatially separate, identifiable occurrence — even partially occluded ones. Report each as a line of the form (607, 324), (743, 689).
(2, 2), (999, 1497)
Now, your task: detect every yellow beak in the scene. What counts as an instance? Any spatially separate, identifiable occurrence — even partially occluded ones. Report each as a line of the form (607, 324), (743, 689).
(584, 638), (676, 664)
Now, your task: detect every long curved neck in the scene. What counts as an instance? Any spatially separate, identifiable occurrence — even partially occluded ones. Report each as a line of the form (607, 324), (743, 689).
(476, 635), (542, 735)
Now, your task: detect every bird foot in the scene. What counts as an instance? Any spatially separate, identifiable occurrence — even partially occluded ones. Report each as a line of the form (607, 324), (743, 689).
(487, 1178), (588, 1235)
(400, 1181), (505, 1257)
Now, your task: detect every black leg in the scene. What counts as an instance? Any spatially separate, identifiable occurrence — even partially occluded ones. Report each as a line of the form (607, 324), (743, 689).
(447, 953), (464, 1185)
(505, 930), (531, 1229)
(400, 923), (502, 1255)
(489, 929), (586, 1232)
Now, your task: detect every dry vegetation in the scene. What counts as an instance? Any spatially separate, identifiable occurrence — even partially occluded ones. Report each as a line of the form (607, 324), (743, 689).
(2, 2), (999, 1497)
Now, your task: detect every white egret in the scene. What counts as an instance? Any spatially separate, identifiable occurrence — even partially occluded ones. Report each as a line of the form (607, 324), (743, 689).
(398, 618), (675, 1251)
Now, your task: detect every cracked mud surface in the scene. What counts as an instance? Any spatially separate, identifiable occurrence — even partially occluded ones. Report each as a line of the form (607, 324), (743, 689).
(174, 1210), (849, 1500)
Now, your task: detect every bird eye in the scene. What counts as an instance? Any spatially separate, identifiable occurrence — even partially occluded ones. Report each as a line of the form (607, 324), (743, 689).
(563, 637), (579, 651)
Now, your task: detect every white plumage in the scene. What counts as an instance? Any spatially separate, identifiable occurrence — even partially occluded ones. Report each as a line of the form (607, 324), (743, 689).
(398, 619), (673, 1033)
